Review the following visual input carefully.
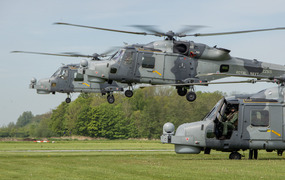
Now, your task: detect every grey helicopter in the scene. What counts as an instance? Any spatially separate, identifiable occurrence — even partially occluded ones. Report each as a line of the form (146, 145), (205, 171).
(29, 63), (126, 103)
(12, 50), (130, 104)
(161, 85), (285, 159)
(50, 22), (285, 103)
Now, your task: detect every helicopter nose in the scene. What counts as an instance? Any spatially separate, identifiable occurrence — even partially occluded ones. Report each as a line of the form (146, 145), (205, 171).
(85, 62), (110, 82)
(34, 78), (51, 94)
(94, 63), (110, 78)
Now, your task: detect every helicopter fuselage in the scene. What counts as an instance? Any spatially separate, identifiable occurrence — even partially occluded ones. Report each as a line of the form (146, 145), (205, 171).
(84, 40), (285, 87)
(30, 64), (125, 103)
(161, 86), (285, 159)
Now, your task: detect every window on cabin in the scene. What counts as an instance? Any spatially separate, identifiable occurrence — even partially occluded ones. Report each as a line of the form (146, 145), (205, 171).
(251, 110), (269, 127)
(74, 73), (84, 81)
(142, 56), (155, 68)
(220, 64), (229, 73)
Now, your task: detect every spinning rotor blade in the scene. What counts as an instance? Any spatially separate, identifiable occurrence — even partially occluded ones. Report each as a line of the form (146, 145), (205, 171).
(130, 25), (207, 37)
(11, 51), (94, 58)
(187, 27), (285, 37)
(55, 22), (206, 38)
(130, 25), (164, 37)
(54, 22), (150, 36)
(176, 25), (208, 37)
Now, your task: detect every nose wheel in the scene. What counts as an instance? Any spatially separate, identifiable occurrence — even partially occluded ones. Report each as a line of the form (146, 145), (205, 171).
(65, 93), (71, 103)
(107, 94), (115, 104)
(65, 97), (71, 103)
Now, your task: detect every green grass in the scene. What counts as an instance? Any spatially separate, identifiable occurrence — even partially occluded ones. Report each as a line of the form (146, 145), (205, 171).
(0, 139), (171, 151)
(0, 140), (285, 179)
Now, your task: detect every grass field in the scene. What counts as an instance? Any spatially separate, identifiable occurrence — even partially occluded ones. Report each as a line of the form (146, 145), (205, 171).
(1, 140), (285, 179)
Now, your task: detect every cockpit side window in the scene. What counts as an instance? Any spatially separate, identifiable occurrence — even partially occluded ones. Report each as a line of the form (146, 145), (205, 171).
(111, 50), (125, 62)
(51, 69), (61, 77)
(123, 51), (133, 64)
(60, 69), (69, 79)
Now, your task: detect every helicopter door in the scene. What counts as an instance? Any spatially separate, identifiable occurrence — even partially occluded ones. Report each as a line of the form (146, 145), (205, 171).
(135, 52), (164, 81)
(242, 105), (282, 141)
(57, 68), (73, 92)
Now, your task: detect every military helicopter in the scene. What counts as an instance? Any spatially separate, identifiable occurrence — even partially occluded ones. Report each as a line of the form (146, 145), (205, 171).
(12, 51), (128, 104)
(161, 85), (285, 159)
(28, 63), (125, 103)
(52, 22), (285, 102)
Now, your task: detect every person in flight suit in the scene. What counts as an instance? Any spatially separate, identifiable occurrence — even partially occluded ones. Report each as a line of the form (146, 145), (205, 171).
(221, 107), (238, 139)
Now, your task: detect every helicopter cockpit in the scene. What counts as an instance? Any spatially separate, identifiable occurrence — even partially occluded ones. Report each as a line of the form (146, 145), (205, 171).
(51, 67), (69, 80)
(203, 98), (239, 140)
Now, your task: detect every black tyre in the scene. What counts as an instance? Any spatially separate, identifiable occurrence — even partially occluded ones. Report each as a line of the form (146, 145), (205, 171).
(186, 91), (196, 102)
(65, 98), (71, 103)
(107, 95), (115, 104)
(229, 152), (241, 160)
(125, 90), (133, 98)
(177, 88), (187, 96)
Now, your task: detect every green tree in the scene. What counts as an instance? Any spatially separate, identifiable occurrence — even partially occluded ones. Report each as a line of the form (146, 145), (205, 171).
(49, 102), (69, 136)
(16, 111), (34, 127)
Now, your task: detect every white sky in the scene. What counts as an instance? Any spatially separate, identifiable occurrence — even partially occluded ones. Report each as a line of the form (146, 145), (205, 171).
(1, 0), (285, 126)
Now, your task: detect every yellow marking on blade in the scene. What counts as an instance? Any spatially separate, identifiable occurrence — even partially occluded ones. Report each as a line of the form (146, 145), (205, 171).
(267, 130), (281, 136)
(82, 83), (90, 87)
(153, 70), (162, 76)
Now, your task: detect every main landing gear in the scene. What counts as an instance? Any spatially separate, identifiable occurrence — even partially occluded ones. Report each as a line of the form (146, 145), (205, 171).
(229, 149), (260, 160)
(229, 151), (242, 160)
(125, 85), (134, 98)
(176, 86), (197, 102)
(106, 86), (134, 104)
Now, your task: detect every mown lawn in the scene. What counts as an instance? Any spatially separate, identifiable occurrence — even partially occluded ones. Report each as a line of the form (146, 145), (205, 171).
(0, 140), (285, 179)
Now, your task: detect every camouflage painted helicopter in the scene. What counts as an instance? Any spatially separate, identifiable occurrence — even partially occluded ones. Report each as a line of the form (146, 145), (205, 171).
(52, 22), (285, 102)
(29, 63), (125, 103)
(161, 85), (285, 159)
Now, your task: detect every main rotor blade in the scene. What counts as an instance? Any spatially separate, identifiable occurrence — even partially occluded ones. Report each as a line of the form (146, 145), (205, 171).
(11, 51), (93, 58)
(187, 27), (285, 37)
(130, 25), (164, 37)
(54, 22), (154, 36)
(176, 25), (208, 36)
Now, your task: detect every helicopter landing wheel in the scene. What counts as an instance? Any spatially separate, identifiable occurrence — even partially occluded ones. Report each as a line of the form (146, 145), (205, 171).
(177, 87), (187, 96)
(229, 151), (242, 160)
(125, 90), (133, 98)
(186, 91), (196, 102)
(107, 95), (115, 104)
(65, 97), (71, 103)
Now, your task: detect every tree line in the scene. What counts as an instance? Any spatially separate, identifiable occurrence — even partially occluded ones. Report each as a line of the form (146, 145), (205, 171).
(0, 87), (224, 139)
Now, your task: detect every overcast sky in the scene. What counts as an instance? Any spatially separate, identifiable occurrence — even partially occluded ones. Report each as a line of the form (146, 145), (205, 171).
(1, 0), (285, 126)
